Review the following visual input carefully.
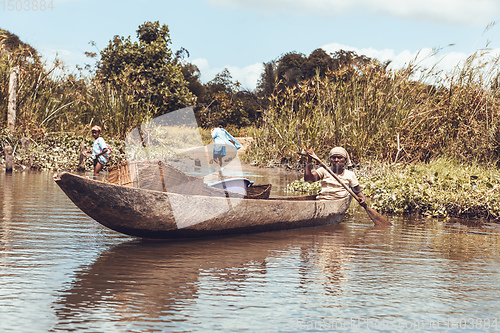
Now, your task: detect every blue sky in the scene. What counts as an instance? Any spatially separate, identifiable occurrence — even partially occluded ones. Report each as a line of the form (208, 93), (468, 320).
(1, 0), (500, 90)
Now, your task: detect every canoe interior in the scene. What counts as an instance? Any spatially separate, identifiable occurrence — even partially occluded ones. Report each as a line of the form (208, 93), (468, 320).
(106, 160), (271, 199)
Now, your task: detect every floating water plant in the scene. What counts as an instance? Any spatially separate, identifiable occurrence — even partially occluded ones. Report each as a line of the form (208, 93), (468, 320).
(286, 178), (320, 195)
(359, 158), (500, 220)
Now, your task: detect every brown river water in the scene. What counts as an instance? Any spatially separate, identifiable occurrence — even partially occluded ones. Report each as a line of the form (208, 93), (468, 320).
(1, 170), (500, 332)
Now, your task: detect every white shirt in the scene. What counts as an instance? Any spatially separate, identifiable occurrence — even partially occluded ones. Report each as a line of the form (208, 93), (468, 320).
(92, 137), (108, 164)
(315, 167), (359, 200)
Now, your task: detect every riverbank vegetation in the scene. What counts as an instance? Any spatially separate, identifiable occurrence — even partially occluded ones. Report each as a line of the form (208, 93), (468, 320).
(286, 158), (500, 221)
(360, 158), (500, 220)
(245, 48), (500, 167)
(2, 22), (500, 221)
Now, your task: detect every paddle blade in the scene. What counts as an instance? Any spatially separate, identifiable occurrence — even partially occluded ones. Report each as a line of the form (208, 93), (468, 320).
(364, 206), (392, 226)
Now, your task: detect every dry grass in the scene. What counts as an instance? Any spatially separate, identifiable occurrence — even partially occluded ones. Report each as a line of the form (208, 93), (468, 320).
(247, 48), (500, 167)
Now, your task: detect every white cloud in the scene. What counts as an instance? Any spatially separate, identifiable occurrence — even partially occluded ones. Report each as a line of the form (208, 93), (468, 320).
(366, 0), (499, 24)
(207, 0), (500, 25)
(192, 58), (264, 91)
(226, 63), (264, 90)
(40, 47), (90, 74)
(322, 42), (500, 85)
(322, 42), (469, 74)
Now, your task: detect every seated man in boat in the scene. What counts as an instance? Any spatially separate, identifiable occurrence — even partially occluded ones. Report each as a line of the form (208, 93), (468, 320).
(304, 147), (367, 206)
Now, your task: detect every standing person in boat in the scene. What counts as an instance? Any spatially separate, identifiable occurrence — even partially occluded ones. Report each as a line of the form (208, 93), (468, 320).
(211, 120), (242, 168)
(86, 125), (109, 178)
(304, 147), (367, 205)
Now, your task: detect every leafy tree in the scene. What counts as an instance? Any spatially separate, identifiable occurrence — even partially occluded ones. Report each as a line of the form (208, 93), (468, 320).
(256, 60), (278, 98)
(276, 52), (306, 87)
(197, 69), (250, 127)
(1, 29), (42, 129)
(328, 50), (373, 82)
(96, 21), (195, 117)
(206, 68), (239, 95)
(304, 48), (333, 79)
(174, 48), (206, 100)
(0, 29), (39, 65)
(235, 90), (261, 125)
(331, 49), (371, 70)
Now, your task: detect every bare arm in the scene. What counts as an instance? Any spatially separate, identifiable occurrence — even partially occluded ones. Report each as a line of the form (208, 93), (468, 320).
(304, 149), (319, 182)
(352, 185), (367, 207)
(97, 148), (108, 157)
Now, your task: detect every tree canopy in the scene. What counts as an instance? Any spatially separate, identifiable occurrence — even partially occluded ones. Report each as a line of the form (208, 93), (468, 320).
(1, 23), (385, 138)
(96, 21), (195, 116)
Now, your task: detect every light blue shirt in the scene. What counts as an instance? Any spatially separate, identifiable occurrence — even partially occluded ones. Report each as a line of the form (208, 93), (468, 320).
(92, 137), (108, 164)
(211, 127), (242, 150)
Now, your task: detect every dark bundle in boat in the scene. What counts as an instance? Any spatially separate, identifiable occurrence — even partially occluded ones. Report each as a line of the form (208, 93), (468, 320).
(106, 160), (271, 199)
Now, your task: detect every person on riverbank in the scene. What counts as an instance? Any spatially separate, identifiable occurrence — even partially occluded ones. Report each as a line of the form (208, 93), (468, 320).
(304, 147), (367, 205)
(211, 120), (242, 168)
(87, 126), (109, 178)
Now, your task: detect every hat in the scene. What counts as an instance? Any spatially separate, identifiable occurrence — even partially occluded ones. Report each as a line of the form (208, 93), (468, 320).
(329, 147), (352, 167)
(91, 125), (101, 132)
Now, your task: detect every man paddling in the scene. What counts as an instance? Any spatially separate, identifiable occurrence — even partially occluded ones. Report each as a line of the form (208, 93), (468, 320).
(304, 147), (367, 206)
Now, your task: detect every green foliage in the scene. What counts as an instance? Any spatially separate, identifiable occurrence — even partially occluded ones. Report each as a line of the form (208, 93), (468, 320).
(248, 47), (500, 166)
(4, 23), (500, 181)
(304, 49), (332, 78)
(359, 158), (500, 220)
(256, 60), (278, 98)
(277, 52), (306, 87)
(0, 131), (124, 171)
(256, 50), (374, 99)
(174, 49), (206, 100)
(97, 21), (195, 117)
(196, 69), (251, 127)
(286, 178), (320, 195)
(0, 31), (78, 137)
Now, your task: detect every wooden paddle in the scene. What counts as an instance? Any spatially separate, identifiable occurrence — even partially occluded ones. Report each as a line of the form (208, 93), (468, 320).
(304, 151), (391, 226)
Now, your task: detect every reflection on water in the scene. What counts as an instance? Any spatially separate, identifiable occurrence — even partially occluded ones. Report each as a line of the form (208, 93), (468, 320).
(52, 230), (350, 332)
(1, 172), (499, 332)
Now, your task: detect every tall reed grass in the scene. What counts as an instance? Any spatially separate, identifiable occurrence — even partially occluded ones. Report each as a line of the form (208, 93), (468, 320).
(0, 61), (156, 141)
(247, 49), (500, 167)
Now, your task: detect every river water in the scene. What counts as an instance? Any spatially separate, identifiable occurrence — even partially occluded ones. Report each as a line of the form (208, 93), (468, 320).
(1, 171), (500, 332)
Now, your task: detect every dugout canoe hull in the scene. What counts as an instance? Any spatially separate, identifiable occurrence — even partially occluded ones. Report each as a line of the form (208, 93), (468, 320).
(54, 172), (351, 239)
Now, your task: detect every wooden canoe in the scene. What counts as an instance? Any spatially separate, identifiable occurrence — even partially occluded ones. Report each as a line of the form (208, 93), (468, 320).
(54, 172), (351, 239)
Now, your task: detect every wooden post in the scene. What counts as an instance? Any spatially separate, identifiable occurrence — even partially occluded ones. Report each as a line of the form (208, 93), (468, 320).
(5, 145), (13, 172)
(158, 161), (167, 192)
(21, 137), (30, 152)
(21, 137), (31, 169)
(7, 67), (19, 133)
(3, 169), (13, 227)
(77, 142), (87, 172)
